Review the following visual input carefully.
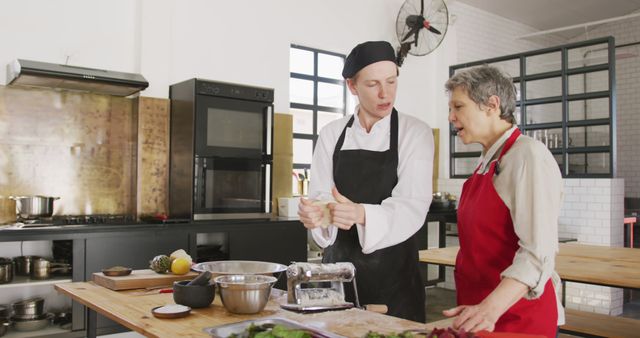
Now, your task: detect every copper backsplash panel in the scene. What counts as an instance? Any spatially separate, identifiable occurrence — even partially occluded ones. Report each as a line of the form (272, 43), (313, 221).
(0, 85), (138, 215)
(135, 97), (170, 217)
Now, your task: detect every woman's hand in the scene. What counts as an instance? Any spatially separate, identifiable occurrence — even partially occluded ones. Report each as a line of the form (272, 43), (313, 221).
(297, 198), (324, 229)
(329, 187), (365, 230)
(443, 278), (529, 333)
(443, 303), (499, 333)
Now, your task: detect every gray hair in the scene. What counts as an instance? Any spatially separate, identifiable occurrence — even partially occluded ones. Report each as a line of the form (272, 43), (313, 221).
(445, 65), (517, 124)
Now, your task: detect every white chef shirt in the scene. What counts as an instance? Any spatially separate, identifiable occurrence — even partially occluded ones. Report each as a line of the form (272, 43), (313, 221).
(477, 125), (565, 324)
(308, 109), (434, 254)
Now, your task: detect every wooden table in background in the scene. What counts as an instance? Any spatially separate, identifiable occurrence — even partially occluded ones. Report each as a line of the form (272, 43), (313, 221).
(419, 243), (640, 289)
(419, 243), (640, 337)
(55, 282), (433, 338)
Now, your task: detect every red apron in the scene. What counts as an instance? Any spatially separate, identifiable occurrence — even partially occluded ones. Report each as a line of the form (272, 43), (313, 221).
(455, 129), (557, 338)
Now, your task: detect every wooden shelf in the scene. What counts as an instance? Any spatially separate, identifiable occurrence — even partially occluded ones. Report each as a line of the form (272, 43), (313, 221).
(0, 276), (72, 289)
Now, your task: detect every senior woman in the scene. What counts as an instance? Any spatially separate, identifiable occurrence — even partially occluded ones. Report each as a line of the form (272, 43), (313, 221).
(443, 65), (564, 338)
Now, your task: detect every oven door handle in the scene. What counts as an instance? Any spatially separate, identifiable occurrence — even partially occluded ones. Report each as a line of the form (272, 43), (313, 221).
(200, 158), (207, 209)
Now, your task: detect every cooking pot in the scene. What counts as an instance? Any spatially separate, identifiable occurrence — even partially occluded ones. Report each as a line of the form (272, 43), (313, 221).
(10, 196), (59, 220)
(30, 258), (51, 280)
(0, 258), (13, 284)
(0, 197), (16, 224)
(13, 256), (41, 276)
(11, 298), (45, 319)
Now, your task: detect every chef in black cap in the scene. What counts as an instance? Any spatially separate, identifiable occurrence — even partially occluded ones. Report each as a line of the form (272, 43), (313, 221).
(298, 41), (434, 322)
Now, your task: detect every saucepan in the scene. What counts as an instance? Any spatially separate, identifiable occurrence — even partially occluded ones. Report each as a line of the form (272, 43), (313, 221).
(13, 256), (42, 276)
(0, 258), (13, 284)
(10, 196), (59, 220)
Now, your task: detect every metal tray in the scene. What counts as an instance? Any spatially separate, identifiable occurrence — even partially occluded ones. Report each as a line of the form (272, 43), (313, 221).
(203, 317), (346, 338)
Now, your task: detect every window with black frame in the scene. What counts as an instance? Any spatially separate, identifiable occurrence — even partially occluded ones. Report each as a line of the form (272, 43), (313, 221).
(449, 36), (616, 179)
(289, 45), (347, 194)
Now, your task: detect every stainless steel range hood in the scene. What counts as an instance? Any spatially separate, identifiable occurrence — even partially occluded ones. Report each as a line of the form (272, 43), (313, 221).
(6, 59), (149, 96)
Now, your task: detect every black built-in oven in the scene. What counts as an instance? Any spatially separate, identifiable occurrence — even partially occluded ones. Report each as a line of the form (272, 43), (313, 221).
(169, 78), (273, 220)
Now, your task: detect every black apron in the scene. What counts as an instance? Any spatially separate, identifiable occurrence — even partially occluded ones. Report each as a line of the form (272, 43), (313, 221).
(322, 109), (425, 322)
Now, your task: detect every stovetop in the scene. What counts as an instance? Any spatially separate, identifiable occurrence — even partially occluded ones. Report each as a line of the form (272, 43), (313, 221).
(5, 215), (141, 229)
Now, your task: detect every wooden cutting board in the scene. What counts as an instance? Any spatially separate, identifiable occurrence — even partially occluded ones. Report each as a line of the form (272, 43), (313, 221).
(92, 269), (197, 290)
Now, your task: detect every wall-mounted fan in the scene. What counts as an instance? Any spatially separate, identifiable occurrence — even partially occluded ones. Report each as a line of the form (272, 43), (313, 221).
(395, 0), (449, 66)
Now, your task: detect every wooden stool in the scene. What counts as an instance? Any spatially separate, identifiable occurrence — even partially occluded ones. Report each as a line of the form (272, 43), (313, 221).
(624, 216), (636, 248)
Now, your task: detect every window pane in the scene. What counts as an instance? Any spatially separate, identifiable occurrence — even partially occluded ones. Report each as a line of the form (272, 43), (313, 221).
(568, 43), (608, 68)
(292, 108), (313, 134)
(290, 48), (313, 75)
(290, 78), (314, 105)
(525, 77), (561, 100)
(553, 154), (563, 173)
(514, 81), (521, 102)
(293, 138), (313, 164)
(568, 98), (609, 121)
(318, 54), (344, 79)
(568, 125), (609, 148)
(568, 70), (609, 95)
(513, 106), (521, 125)
(454, 158), (478, 177)
(568, 152), (610, 174)
(524, 128), (562, 150)
(317, 111), (342, 133)
(489, 59), (520, 77)
(525, 102), (562, 125)
(526, 52), (561, 75)
(453, 135), (482, 153)
(318, 82), (344, 108)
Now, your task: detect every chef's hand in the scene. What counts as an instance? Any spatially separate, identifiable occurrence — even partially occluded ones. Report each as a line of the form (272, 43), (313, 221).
(443, 303), (498, 333)
(329, 187), (365, 230)
(298, 197), (324, 229)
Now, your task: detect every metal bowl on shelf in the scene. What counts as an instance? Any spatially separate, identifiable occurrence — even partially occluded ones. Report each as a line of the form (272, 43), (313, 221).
(11, 313), (52, 331)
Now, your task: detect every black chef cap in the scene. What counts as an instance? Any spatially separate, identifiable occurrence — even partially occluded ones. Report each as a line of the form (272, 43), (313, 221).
(342, 41), (396, 79)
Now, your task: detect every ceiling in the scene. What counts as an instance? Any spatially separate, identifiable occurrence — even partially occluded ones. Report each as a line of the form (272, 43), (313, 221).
(453, 0), (640, 39)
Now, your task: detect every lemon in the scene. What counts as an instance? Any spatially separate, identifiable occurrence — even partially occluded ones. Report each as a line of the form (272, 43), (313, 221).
(171, 257), (191, 275)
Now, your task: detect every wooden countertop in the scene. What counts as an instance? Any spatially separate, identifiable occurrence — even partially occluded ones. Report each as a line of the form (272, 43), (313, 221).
(55, 282), (431, 338)
(419, 243), (640, 289)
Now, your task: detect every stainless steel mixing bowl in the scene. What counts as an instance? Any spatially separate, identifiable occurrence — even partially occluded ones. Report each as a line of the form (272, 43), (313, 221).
(214, 274), (277, 314)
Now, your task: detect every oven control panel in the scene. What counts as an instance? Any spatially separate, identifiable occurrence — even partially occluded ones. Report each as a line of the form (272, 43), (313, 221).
(196, 80), (274, 103)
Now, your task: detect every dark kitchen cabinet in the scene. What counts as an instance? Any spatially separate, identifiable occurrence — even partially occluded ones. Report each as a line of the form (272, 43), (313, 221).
(0, 218), (305, 337)
(84, 230), (190, 334)
(228, 221), (306, 290)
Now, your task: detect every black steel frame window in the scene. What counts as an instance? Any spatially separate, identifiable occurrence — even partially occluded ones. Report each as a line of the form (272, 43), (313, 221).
(290, 44), (347, 172)
(449, 36), (616, 179)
